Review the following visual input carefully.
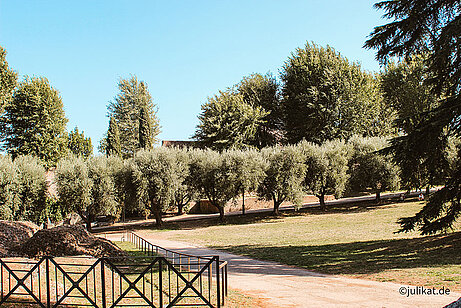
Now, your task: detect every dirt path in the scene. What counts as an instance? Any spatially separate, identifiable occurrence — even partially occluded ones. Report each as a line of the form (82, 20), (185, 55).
(103, 231), (459, 308)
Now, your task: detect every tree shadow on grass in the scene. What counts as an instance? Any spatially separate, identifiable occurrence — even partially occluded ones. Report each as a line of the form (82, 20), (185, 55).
(210, 231), (461, 276)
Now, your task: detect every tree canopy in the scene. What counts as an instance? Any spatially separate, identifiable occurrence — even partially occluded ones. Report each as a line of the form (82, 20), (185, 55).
(1, 76), (68, 167)
(0, 46), (17, 113)
(365, 0), (461, 234)
(194, 90), (267, 151)
(104, 76), (160, 158)
(67, 127), (93, 158)
(282, 42), (392, 144)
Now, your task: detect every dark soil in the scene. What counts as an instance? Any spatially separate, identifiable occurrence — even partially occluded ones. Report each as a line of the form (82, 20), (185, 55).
(13, 225), (127, 258)
(0, 220), (39, 256)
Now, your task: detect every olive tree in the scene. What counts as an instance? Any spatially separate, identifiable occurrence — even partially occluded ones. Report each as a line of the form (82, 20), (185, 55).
(0, 155), (18, 220)
(348, 136), (400, 203)
(302, 140), (350, 210)
(188, 149), (242, 221)
(55, 155), (93, 229)
(131, 148), (182, 226)
(14, 155), (47, 223)
(257, 145), (306, 215)
(56, 155), (120, 230)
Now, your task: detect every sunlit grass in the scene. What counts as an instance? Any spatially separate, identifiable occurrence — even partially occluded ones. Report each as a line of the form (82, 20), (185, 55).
(144, 200), (461, 291)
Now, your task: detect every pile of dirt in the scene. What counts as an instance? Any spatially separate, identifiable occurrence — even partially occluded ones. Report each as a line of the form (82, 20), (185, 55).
(14, 225), (127, 258)
(0, 221), (40, 257)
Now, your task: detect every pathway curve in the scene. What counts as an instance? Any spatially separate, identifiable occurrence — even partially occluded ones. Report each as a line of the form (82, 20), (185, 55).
(103, 232), (460, 308)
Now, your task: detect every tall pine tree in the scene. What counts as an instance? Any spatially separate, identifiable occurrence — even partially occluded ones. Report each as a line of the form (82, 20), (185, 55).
(104, 76), (160, 158)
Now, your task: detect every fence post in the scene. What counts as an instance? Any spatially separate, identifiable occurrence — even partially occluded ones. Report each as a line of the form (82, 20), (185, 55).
(101, 258), (106, 308)
(159, 258), (163, 307)
(45, 257), (50, 308)
(216, 257), (220, 308)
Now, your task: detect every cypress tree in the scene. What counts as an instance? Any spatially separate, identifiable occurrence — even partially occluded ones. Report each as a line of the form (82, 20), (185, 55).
(138, 105), (152, 150)
(106, 117), (122, 157)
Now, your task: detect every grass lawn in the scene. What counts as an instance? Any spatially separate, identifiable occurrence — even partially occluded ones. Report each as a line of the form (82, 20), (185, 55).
(149, 199), (461, 291)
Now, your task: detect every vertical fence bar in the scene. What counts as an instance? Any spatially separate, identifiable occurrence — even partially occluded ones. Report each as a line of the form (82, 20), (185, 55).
(216, 257), (220, 308)
(45, 257), (50, 308)
(101, 259), (106, 308)
(159, 258), (163, 308)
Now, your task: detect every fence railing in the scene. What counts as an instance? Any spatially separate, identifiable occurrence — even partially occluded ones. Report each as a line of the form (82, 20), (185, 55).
(0, 233), (228, 307)
(128, 231), (228, 307)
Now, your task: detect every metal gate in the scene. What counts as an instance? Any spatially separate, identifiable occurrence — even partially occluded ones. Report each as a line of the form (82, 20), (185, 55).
(0, 244), (227, 307)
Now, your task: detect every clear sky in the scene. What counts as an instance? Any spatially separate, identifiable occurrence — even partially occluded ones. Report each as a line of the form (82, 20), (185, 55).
(0, 0), (385, 152)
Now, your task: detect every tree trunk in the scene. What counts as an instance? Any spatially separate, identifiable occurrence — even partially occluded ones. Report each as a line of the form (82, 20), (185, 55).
(242, 190), (245, 215)
(426, 186), (430, 195)
(319, 194), (326, 211)
(152, 202), (162, 226)
(177, 203), (184, 215)
(273, 200), (280, 216)
(217, 206), (225, 222)
(376, 191), (381, 204)
(86, 213), (93, 231)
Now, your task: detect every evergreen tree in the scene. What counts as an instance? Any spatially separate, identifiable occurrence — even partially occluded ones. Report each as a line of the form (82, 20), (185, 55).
(138, 105), (152, 150)
(0, 46), (17, 113)
(106, 117), (122, 157)
(104, 76), (160, 158)
(1, 76), (68, 167)
(67, 127), (93, 158)
(282, 42), (393, 144)
(365, 0), (461, 234)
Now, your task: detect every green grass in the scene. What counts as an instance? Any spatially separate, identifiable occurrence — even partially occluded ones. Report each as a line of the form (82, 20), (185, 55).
(145, 200), (461, 291)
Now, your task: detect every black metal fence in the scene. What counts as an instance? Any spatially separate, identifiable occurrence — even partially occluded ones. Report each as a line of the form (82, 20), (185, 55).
(0, 232), (228, 307)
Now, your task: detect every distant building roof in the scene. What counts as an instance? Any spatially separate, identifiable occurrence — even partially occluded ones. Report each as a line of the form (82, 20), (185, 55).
(161, 140), (197, 148)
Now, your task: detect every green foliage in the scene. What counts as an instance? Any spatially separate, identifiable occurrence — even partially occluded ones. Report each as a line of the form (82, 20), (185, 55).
(87, 156), (119, 220)
(0, 155), (18, 220)
(55, 155), (92, 228)
(0, 46), (17, 113)
(13, 155), (47, 223)
(194, 90), (268, 151)
(301, 139), (350, 209)
(281, 42), (393, 144)
(138, 105), (152, 150)
(131, 148), (183, 225)
(365, 0), (461, 234)
(104, 76), (160, 158)
(236, 73), (283, 147)
(348, 136), (400, 201)
(67, 127), (93, 158)
(1, 76), (68, 167)
(188, 149), (243, 220)
(381, 56), (439, 134)
(170, 148), (196, 215)
(106, 117), (122, 157)
(257, 146), (306, 215)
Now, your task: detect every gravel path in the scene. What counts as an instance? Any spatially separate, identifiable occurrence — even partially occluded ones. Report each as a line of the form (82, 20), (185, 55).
(103, 231), (460, 308)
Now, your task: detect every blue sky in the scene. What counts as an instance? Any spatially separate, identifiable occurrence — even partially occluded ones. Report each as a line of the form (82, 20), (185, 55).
(0, 0), (385, 152)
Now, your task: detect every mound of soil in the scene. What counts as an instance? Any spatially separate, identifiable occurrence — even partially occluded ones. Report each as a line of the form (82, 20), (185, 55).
(15, 225), (126, 258)
(0, 221), (40, 257)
